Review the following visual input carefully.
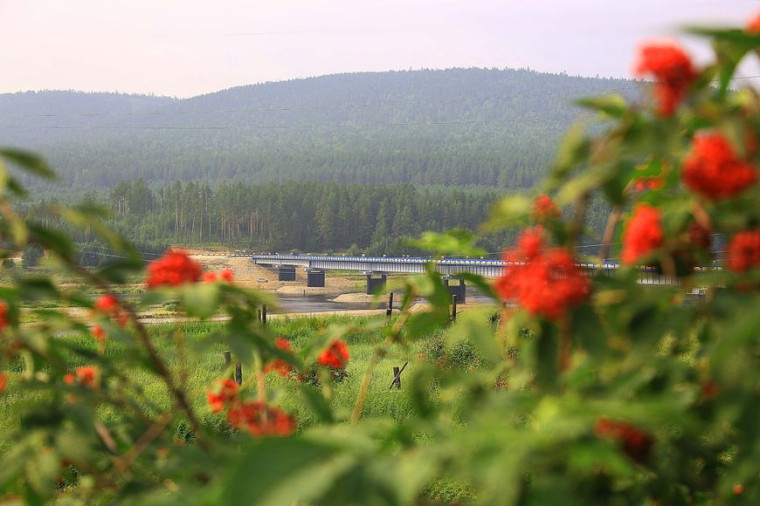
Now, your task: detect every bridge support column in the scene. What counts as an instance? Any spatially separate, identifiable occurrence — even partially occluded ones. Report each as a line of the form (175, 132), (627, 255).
(444, 277), (466, 303)
(278, 265), (296, 281)
(366, 273), (387, 295)
(306, 269), (325, 288)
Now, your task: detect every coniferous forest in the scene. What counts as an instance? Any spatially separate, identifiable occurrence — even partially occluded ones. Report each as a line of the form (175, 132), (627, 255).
(1, 68), (631, 254)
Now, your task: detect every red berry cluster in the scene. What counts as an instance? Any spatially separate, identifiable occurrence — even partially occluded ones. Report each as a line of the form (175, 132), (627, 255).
(0, 302), (8, 331)
(531, 195), (561, 222)
(206, 379), (239, 414)
(206, 379), (296, 437)
(64, 366), (100, 389)
(91, 325), (106, 342)
(634, 43), (697, 117)
(264, 338), (294, 377)
(202, 269), (235, 284)
(727, 231), (760, 273)
(317, 339), (350, 369)
(146, 250), (202, 288)
(748, 13), (760, 33)
(495, 228), (590, 321)
(594, 417), (654, 464)
(94, 294), (129, 329)
(621, 204), (664, 266)
(632, 177), (663, 192)
(682, 132), (758, 201)
(228, 401), (296, 437)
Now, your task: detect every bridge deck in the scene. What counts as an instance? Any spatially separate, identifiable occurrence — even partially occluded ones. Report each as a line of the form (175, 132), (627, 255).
(250, 254), (696, 285)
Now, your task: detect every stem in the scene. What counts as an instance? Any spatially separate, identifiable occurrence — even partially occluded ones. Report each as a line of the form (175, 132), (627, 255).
(599, 206), (622, 263)
(115, 413), (173, 474)
(60, 257), (209, 450)
(558, 316), (572, 373)
(567, 192), (590, 251)
(254, 351), (267, 403)
(351, 337), (391, 424)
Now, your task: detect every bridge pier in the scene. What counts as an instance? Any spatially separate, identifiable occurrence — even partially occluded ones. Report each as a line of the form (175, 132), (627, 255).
(444, 277), (466, 303)
(366, 273), (387, 294)
(306, 268), (325, 287)
(277, 265), (297, 281)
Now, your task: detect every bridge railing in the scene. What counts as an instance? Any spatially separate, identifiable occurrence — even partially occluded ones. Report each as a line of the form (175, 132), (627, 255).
(251, 254), (716, 285)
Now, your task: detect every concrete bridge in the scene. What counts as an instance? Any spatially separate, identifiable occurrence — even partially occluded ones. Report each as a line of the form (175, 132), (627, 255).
(250, 254), (689, 302)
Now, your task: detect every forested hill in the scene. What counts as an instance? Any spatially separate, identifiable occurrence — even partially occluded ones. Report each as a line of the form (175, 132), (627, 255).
(0, 69), (638, 190)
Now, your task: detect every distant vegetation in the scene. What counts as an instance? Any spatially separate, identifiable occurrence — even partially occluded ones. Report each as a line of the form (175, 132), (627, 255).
(1, 68), (638, 190)
(25, 180), (514, 255)
(3, 68), (629, 253)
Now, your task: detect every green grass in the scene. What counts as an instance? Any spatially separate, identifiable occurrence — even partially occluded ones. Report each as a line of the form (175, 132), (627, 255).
(0, 316), (433, 442)
(0, 315), (480, 502)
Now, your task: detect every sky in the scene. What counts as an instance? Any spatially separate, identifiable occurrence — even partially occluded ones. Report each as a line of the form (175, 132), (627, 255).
(1, 0), (759, 98)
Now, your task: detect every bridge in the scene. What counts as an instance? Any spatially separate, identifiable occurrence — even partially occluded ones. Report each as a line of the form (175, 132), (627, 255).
(250, 254), (685, 302)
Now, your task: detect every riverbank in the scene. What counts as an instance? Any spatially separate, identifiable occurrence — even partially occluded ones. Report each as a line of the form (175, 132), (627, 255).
(191, 254), (362, 296)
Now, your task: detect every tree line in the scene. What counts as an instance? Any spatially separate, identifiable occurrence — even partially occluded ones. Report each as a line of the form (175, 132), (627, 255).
(21, 180), (526, 257)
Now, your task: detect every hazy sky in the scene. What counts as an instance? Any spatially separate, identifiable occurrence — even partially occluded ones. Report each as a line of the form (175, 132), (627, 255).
(1, 0), (758, 98)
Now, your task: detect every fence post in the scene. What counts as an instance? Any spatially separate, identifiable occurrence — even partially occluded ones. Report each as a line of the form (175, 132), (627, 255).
(224, 350), (242, 385)
(262, 304), (267, 326)
(451, 294), (458, 323)
(386, 292), (394, 320)
(388, 361), (408, 390)
(235, 362), (243, 385)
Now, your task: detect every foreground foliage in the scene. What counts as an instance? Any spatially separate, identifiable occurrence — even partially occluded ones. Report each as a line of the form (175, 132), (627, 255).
(4, 14), (760, 505)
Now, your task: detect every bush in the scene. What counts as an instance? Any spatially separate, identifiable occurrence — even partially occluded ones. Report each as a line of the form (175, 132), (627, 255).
(5, 13), (760, 505)
(21, 244), (43, 268)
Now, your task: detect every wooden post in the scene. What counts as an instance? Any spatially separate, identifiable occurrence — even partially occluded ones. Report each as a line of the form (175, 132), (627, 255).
(386, 292), (394, 320)
(224, 350), (242, 385)
(451, 294), (458, 323)
(388, 361), (408, 390)
(262, 305), (267, 326)
(235, 363), (243, 385)
(257, 308), (262, 323)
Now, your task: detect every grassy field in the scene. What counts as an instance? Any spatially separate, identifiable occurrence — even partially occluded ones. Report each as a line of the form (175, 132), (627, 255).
(0, 315), (450, 440)
(1, 309), (485, 502)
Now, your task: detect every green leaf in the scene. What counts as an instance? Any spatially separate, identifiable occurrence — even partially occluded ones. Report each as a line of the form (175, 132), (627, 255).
(576, 94), (629, 118)
(535, 320), (559, 391)
(26, 447), (60, 498)
(96, 258), (145, 284)
(181, 282), (221, 318)
(409, 228), (486, 257)
(481, 194), (531, 232)
(58, 207), (140, 259)
(300, 384), (335, 423)
(552, 122), (590, 178)
(454, 273), (498, 301)
(224, 438), (355, 506)
(0, 148), (56, 180)
(572, 303), (606, 359)
(448, 307), (502, 364)
(17, 277), (60, 301)
(27, 223), (75, 260)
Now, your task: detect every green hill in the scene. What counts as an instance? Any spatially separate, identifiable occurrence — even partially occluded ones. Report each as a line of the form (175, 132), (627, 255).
(0, 68), (637, 190)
